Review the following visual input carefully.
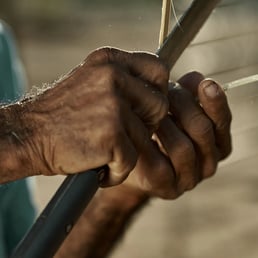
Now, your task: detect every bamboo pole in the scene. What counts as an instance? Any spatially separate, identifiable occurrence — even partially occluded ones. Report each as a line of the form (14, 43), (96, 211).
(157, 0), (221, 70)
(159, 0), (172, 46)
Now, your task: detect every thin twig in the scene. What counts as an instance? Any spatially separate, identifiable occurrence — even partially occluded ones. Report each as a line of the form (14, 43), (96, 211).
(157, 0), (221, 70)
(223, 74), (258, 92)
(159, 0), (171, 46)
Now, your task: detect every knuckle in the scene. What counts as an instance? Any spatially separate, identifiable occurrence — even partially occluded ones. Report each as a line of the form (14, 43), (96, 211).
(188, 113), (213, 138)
(106, 173), (126, 187)
(173, 153), (199, 192)
(100, 65), (119, 85)
(157, 62), (169, 80)
(154, 63), (170, 92)
(185, 178), (199, 191)
(178, 171), (199, 192)
(113, 157), (137, 186)
(217, 111), (232, 131)
(105, 94), (121, 113)
(86, 47), (111, 64)
(109, 168), (130, 186)
(155, 188), (179, 200)
(121, 157), (137, 178)
(149, 160), (180, 199)
(137, 53), (169, 91)
(98, 46), (113, 55)
(172, 138), (195, 158)
(97, 47), (114, 58)
(203, 160), (218, 179)
(91, 65), (118, 93)
(91, 47), (125, 66)
(166, 138), (196, 171)
(148, 95), (169, 126)
(107, 140), (137, 187)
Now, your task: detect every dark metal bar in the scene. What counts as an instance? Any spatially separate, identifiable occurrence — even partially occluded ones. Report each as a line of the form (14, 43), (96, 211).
(11, 0), (221, 257)
(11, 166), (107, 258)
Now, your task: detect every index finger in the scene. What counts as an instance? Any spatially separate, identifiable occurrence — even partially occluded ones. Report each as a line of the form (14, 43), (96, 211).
(198, 79), (232, 159)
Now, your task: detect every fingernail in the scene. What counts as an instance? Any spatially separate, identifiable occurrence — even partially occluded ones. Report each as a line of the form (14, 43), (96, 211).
(202, 81), (219, 99)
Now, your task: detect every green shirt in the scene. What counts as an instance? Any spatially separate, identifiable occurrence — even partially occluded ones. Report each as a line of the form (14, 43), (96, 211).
(0, 20), (36, 257)
(0, 181), (36, 257)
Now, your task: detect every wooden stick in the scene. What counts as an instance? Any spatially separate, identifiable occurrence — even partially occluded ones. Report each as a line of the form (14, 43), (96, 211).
(159, 0), (171, 46)
(157, 0), (221, 70)
(223, 74), (258, 92)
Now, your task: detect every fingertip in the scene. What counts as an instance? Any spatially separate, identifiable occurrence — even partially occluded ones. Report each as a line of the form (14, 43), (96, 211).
(199, 79), (224, 100)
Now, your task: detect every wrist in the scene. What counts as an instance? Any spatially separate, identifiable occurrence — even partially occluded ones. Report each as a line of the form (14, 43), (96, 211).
(56, 180), (150, 258)
(99, 183), (149, 213)
(0, 102), (44, 183)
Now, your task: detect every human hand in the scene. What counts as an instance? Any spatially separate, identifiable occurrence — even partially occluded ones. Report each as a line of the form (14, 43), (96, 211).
(122, 71), (232, 199)
(54, 72), (232, 258)
(20, 48), (169, 186)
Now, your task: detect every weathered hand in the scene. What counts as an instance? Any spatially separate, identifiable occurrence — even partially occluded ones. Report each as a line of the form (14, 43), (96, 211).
(54, 71), (232, 258)
(16, 48), (169, 186)
(123, 71), (232, 199)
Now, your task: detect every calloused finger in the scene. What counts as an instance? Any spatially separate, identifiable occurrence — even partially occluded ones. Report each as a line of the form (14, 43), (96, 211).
(102, 102), (154, 187)
(156, 116), (198, 193)
(168, 86), (218, 179)
(99, 64), (169, 129)
(102, 128), (138, 187)
(198, 79), (232, 160)
(133, 138), (178, 199)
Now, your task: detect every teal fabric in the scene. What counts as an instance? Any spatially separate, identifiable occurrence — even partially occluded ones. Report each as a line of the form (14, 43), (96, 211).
(0, 20), (36, 257)
(0, 181), (36, 257)
(0, 20), (27, 102)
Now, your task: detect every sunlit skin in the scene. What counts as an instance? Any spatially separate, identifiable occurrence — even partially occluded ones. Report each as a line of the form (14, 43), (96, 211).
(0, 47), (231, 258)
(55, 70), (232, 258)
(0, 47), (169, 186)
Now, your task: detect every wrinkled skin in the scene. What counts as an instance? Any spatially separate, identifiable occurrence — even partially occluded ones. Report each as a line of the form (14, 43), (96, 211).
(9, 47), (169, 186)
(123, 71), (232, 199)
(0, 47), (231, 196)
(55, 71), (232, 258)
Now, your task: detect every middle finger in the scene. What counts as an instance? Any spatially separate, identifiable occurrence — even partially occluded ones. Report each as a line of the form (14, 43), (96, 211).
(168, 85), (219, 179)
(157, 116), (198, 193)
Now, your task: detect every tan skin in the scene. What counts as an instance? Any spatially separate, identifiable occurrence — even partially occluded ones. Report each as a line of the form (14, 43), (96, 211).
(0, 47), (231, 257)
(55, 72), (232, 257)
(0, 47), (169, 186)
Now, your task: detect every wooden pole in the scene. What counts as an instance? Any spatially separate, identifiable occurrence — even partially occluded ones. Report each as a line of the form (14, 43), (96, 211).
(157, 0), (221, 70)
(159, 0), (172, 46)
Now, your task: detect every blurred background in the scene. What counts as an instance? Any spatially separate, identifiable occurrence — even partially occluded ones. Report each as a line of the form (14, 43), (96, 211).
(1, 0), (258, 257)
(0, 0), (161, 86)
